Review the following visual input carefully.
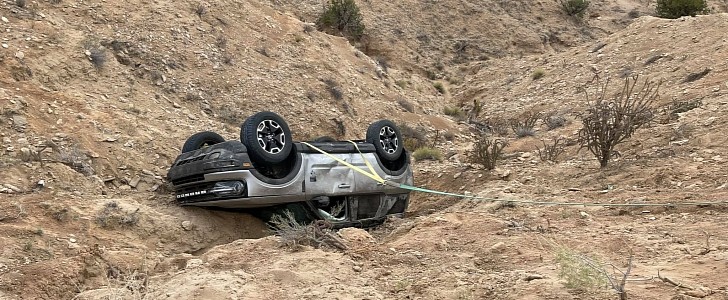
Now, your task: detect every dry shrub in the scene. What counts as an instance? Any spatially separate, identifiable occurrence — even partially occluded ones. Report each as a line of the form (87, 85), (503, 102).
(96, 201), (140, 229)
(578, 76), (658, 168)
(397, 98), (415, 113)
(324, 79), (343, 101)
(543, 111), (569, 130)
(412, 147), (441, 161)
(510, 111), (542, 138)
(483, 117), (510, 136)
(58, 145), (94, 175)
(470, 136), (508, 170)
(536, 137), (567, 162)
(399, 123), (428, 150)
(269, 210), (347, 250)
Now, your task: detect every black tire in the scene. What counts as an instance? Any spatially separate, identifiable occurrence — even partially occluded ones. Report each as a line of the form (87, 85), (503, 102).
(181, 131), (225, 153)
(312, 136), (336, 142)
(240, 111), (293, 164)
(366, 120), (404, 162)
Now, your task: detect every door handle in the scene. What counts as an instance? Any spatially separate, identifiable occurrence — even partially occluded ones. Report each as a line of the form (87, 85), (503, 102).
(338, 183), (351, 189)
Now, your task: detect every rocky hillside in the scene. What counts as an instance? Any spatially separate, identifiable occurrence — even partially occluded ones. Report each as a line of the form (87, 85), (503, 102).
(1, 0), (728, 299)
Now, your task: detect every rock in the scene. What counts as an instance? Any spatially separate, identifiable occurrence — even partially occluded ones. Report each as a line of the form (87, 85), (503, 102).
(185, 258), (203, 269)
(5, 184), (21, 193)
(14, 51), (24, 59)
(580, 211), (590, 219)
(524, 274), (545, 281)
(1, 43), (7, 48)
(12, 115), (28, 127)
(453, 172), (462, 179)
(352, 265), (362, 272)
(1, 17), (8, 23)
(69, 238), (77, 243)
(339, 228), (374, 243)
(129, 176), (141, 188)
(490, 242), (506, 253)
(181, 221), (193, 231)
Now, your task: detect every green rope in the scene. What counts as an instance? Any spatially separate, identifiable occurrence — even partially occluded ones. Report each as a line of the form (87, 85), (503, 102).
(394, 182), (728, 207)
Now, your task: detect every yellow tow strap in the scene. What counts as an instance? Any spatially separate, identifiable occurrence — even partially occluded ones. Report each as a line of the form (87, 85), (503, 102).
(301, 141), (385, 184)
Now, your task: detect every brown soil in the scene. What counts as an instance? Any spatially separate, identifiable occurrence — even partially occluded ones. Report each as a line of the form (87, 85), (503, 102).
(1, 0), (728, 299)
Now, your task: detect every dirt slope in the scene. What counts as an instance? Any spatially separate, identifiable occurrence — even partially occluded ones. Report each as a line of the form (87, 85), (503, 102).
(1, 0), (728, 299)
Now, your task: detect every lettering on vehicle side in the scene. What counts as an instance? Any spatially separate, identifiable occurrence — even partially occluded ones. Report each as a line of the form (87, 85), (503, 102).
(176, 190), (208, 199)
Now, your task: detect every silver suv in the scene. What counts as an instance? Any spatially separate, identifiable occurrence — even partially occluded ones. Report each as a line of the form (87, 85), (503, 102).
(167, 111), (413, 227)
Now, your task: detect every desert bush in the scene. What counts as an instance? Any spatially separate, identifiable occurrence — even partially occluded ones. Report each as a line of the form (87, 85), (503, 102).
(559, 0), (589, 17)
(317, 0), (365, 41)
(655, 0), (708, 19)
(483, 117), (510, 136)
(536, 138), (567, 162)
(578, 76), (658, 168)
(96, 201), (140, 229)
(397, 98), (415, 113)
(682, 68), (710, 83)
(532, 68), (546, 80)
(664, 98), (702, 122)
(412, 147), (442, 161)
(554, 245), (633, 300)
(399, 123), (428, 150)
(433, 82), (446, 94)
(324, 79), (343, 101)
(510, 111), (542, 138)
(89, 49), (107, 69)
(443, 106), (465, 120)
(470, 137), (508, 170)
(543, 111), (568, 130)
(58, 145), (94, 175)
(269, 210), (347, 250)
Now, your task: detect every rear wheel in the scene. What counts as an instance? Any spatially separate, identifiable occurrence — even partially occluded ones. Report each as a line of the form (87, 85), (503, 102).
(366, 120), (403, 162)
(181, 131), (225, 153)
(241, 111), (293, 164)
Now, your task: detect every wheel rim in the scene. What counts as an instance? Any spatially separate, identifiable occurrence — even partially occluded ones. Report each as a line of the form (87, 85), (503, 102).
(378, 126), (399, 154)
(256, 119), (286, 154)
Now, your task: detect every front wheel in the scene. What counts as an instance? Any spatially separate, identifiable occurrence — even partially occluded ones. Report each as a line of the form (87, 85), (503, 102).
(240, 111), (293, 164)
(181, 131), (225, 153)
(366, 120), (404, 162)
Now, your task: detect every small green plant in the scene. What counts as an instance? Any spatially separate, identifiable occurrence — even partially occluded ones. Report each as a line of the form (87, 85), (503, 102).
(443, 106), (464, 119)
(532, 68), (546, 80)
(433, 82), (446, 94)
(412, 147), (442, 161)
(559, 0), (589, 17)
(555, 246), (607, 290)
(655, 0), (708, 19)
(317, 0), (365, 41)
(553, 245), (634, 300)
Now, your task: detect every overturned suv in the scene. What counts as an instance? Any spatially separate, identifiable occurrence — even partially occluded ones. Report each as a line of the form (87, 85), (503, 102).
(167, 111), (413, 228)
